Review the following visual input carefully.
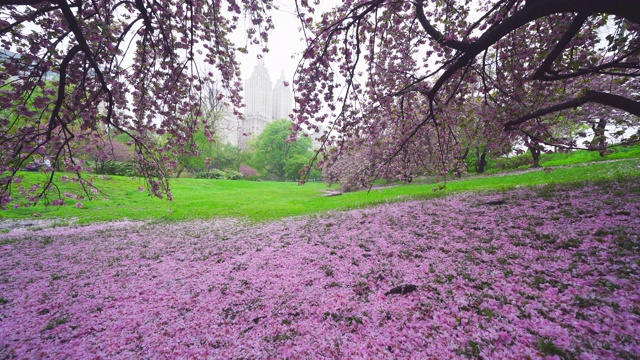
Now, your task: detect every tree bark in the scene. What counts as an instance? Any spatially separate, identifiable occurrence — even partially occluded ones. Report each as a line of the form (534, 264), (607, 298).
(591, 118), (607, 157)
(531, 148), (541, 168)
(476, 149), (487, 174)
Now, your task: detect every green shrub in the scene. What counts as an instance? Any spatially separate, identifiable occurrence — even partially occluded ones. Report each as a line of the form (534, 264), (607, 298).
(93, 161), (140, 177)
(490, 153), (532, 170)
(195, 169), (227, 179)
(225, 170), (243, 180)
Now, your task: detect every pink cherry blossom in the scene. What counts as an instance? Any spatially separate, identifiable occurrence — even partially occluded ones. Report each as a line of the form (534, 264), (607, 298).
(0, 180), (638, 358)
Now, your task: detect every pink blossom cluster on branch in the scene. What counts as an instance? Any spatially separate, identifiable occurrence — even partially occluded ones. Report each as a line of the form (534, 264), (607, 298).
(1, 180), (639, 358)
(293, 0), (640, 187)
(0, 0), (274, 207)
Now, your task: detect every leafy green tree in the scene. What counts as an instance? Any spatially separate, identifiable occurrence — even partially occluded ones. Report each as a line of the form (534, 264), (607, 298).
(218, 142), (252, 172)
(178, 131), (249, 178)
(252, 119), (312, 181)
(174, 73), (253, 178)
(285, 154), (312, 181)
(182, 130), (215, 176)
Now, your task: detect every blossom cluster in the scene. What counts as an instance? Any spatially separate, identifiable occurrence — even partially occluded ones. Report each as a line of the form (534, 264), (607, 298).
(293, 1), (640, 190)
(0, 0), (276, 207)
(0, 181), (639, 358)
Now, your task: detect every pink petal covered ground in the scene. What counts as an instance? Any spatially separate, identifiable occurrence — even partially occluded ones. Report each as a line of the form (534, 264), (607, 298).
(1, 181), (639, 359)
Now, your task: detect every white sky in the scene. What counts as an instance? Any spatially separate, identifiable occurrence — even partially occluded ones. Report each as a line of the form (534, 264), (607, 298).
(233, 0), (338, 84)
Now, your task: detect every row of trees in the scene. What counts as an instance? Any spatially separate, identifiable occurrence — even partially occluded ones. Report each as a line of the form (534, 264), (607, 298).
(78, 119), (318, 182)
(177, 119), (319, 182)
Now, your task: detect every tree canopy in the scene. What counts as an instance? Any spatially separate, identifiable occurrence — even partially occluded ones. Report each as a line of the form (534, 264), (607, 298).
(1, 0), (273, 207)
(293, 0), (640, 184)
(1, 0), (639, 206)
(252, 119), (313, 182)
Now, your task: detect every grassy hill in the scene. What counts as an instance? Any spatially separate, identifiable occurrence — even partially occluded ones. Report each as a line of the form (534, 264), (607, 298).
(2, 151), (639, 225)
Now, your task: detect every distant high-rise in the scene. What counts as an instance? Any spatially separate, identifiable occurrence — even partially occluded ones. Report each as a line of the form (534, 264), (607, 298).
(272, 71), (293, 121)
(244, 60), (273, 117)
(236, 61), (294, 149)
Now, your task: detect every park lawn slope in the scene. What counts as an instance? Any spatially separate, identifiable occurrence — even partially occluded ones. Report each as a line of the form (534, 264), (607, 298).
(1, 157), (639, 224)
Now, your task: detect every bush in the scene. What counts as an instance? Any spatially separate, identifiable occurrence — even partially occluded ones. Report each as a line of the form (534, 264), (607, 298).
(239, 165), (260, 180)
(195, 169), (227, 179)
(491, 154), (532, 170)
(225, 170), (243, 180)
(93, 161), (140, 177)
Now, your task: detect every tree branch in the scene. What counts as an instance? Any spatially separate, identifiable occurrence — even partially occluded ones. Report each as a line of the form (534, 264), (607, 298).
(55, 0), (115, 126)
(531, 12), (589, 80)
(504, 91), (640, 130)
(0, 5), (67, 36)
(429, 0), (640, 100)
(414, 0), (471, 52)
(48, 44), (82, 138)
(135, 0), (154, 34)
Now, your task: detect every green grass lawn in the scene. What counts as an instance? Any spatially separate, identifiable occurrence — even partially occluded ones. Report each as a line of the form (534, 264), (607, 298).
(479, 143), (640, 173)
(540, 143), (640, 166)
(2, 156), (639, 224)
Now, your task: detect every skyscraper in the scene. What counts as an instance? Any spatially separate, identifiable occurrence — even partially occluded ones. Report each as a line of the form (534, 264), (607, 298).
(272, 71), (293, 121)
(236, 61), (294, 149)
(244, 60), (272, 117)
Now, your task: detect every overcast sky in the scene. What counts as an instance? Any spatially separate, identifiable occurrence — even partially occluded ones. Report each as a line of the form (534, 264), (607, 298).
(233, 1), (337, 84)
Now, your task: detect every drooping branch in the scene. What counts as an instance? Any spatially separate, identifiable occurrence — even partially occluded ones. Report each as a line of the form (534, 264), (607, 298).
(0, 4), (67, 36)
(48, 44), (81, 138)
(429, 0), (640, 99)
(504, 91), (640, 130)
(531, 12), (589, 80)
(533, 55), (640, 81)
(56, 0), (115, 127)
(414, 0), (470, 52)
(134, 0), (154, 34)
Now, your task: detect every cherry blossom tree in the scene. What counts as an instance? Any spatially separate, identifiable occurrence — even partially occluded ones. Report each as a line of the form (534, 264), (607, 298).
(83, 133), (135, 174)
(0, 0), (273, 207)
(293, 0), (640, 184)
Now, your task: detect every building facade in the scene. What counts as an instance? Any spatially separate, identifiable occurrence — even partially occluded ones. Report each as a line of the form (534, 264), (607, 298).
(232, 61), (294, 149)
(244, 60), (273, 117)
(272, 71), (293, 121)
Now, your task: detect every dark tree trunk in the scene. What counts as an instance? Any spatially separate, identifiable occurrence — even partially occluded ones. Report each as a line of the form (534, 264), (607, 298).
(455, 147), (469, 178)
(476, 149), (487, 173)
(531, 148), (541, 168)
(591, 118), (607, 157)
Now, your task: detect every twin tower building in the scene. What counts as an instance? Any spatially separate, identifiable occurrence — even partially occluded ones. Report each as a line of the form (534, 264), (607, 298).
(219, 60), (294, 149)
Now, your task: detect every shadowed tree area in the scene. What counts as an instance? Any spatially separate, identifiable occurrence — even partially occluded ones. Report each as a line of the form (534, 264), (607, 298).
(292, 0), (640, 185)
